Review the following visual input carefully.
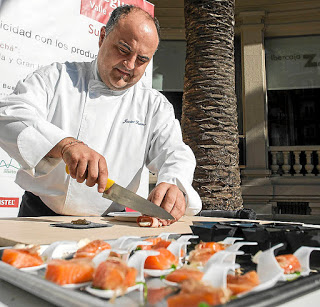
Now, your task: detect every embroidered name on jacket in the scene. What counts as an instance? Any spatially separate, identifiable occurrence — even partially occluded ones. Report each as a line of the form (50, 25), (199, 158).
(123, 119), (146, 126)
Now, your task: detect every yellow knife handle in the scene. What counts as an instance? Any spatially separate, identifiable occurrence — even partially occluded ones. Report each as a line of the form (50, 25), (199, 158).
(65, 165), (114, 191)
(105, 178), (115, 190)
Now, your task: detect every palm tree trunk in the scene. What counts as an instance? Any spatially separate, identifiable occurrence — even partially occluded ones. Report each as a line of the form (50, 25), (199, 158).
(181, 0), (243, 210)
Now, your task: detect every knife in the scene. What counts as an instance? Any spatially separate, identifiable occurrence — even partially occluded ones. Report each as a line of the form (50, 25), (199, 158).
(103, 179), (174, 220)
(66, 166), (174, 220)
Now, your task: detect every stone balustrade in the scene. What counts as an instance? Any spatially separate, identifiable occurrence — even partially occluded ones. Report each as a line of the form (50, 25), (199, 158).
(269, 146), (320, 176)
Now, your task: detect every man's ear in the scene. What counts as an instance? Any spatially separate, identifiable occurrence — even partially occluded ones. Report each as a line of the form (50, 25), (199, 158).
(99, 26), (106, 48)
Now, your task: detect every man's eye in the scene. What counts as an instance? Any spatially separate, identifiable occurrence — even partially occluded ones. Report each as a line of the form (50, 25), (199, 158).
(138, 57), (147, 64)
(119, 47), (128, 54)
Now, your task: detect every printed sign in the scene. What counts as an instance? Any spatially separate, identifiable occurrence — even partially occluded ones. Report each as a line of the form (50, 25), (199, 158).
(80, 0), (154, 24)
(0, 197), (19, 208)
(0, 155), (20, 178)
(265, 36), (320, 90)
(0, 0), (154, 217)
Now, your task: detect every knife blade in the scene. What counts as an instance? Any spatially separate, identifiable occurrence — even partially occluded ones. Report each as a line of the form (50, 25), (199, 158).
(65, 166), (174, 220)
(103, 179), (174, 220)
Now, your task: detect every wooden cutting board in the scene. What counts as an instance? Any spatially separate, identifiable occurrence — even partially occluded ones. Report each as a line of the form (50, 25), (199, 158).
(0, 215), (236, 247)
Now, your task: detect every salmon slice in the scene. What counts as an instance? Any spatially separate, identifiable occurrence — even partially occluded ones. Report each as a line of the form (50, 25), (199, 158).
(147, 287), (175, 306)
(167, 279), (231, 307)
(165, 267), (204, 283)
(144, 248), (178, 270)
(152, 239), (185, 257)
(2, 247), (43, 269)
(188, 241), (226, 266)
(227, 270), (260, 295)
(196, 242), (225, 252)
(153, 239), (171, 249)
(137, 238), (171, 250)
(138, 237), (162, 250)
(188, 248), (216, 266)
(276, 254), (301, 274)
(45, 258), (94, 285)
(145, 237), (163, 245)
(92, 257), (137, 291)
(73, 240), (111, 259)
(137, 238), (183, 257)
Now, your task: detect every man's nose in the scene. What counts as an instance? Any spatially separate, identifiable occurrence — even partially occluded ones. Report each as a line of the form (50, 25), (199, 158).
(124, 56), (135, 70)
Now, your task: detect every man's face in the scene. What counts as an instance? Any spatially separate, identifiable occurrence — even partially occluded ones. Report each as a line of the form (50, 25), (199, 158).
(97, 11), (159, 91)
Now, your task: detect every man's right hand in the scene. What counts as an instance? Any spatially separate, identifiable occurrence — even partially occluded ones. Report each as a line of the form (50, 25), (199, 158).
(46, 137), (108, 193)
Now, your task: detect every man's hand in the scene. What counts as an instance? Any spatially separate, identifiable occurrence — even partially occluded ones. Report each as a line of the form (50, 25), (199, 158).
(148, 182), (186, 224)
(46, 138), (108, 193)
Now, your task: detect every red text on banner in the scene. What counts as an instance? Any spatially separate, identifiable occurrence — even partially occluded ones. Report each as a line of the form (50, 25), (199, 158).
(0, 197), (19, 208)
(80, 0), (154, 24)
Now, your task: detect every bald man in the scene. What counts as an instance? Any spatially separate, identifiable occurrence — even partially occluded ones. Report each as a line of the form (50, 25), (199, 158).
(0, 6), (202, 220)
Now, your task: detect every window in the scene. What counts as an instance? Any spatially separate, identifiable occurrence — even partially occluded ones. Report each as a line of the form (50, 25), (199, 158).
(268, 88), (320, 145)
(152, 40), (186, 120)
(265, 36), (320, 146)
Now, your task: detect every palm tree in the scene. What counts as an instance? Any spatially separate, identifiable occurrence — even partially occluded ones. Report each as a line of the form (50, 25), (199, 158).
(181, 0), (242, 210)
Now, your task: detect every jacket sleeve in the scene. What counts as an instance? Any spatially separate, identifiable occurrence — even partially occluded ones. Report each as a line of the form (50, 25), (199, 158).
(0, 69), (70, 177)
(145, 95), (202, 216)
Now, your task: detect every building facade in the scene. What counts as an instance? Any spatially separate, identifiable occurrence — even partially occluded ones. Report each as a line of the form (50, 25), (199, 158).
(149, 0), (320, 216)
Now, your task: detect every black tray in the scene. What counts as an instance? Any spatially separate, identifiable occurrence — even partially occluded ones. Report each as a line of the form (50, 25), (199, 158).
(190, 221), (320, 269)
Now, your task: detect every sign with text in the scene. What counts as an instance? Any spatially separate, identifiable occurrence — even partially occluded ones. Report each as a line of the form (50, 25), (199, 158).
(0, 0), (154, 217)
(0, 197), (19, 208)
(80, 0), (154, 24)
(265, 36), (320, 90)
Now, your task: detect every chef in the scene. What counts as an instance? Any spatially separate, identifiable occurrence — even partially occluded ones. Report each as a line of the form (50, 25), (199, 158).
(0, 5), (202, 221)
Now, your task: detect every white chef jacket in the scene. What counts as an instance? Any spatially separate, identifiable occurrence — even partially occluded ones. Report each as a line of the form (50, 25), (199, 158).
(0, 60), (202, 216)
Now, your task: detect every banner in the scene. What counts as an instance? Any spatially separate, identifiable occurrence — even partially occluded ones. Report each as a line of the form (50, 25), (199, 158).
(80, 0), (154, 24)
(0, 0), (154, 217)
(265, 36), (320, 90)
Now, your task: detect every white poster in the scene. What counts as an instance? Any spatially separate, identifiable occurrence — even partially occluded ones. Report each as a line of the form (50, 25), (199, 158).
(0, 0), (154, 217)
(265, 36), (320, 90)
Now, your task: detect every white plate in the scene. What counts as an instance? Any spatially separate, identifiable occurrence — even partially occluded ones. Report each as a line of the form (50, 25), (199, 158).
(161, 279), (179, 287)
(85, 283), (141, 298)
(284, 273), (301, 281)
(62, 281), (91, 289)
(20, 263), (47, 272)
(144, 268), (175, 277)
(108, 212), (142, 222)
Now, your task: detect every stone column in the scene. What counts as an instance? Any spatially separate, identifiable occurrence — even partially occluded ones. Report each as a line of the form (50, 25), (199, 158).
(239, 11), (270, 178)
(238, 11), (273, 214)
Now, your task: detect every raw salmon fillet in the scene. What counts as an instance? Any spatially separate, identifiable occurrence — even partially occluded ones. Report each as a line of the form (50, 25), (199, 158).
(227, 270), (260, 295)
(167, 279), (231, 307)
(188, 241), (226, 266)
(45, 258), (94, 285)
(152, 240), (171, 249)
(196, 241), (225, 252)
(147, 287), (175, 305)
(144, 248), (178, 270)
(165, 267), (204, 283)
(138, 237), (163, 250)
(137, 238), (171, 250)
(2, 247), (43, 269)
(276, 254), (301, 274)
(188, 248), (216, 266)
(92, 257), (137, 290)
(73, 239), (111, 259)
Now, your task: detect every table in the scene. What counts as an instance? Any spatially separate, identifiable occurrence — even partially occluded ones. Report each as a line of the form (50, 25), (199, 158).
(0, 215), (217, 247)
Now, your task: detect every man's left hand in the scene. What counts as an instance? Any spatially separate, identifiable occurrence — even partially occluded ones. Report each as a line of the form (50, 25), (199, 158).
(148, 182), (186, 224)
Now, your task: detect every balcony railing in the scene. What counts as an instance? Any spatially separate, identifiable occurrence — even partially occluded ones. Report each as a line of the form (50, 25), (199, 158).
(269, 146), (320, 176)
